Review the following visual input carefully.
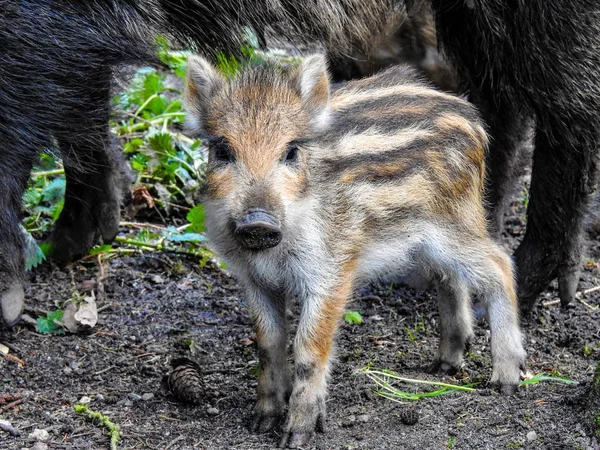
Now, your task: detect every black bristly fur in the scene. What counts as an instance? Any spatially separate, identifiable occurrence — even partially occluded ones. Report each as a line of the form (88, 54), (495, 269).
(429, 0), (600, 311)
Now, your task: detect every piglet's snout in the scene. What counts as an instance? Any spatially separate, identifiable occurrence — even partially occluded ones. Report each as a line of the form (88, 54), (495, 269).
(234, 208), (282, 250)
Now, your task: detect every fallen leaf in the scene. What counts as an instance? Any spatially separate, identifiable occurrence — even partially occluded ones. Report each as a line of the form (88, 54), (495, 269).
(62, 301), (80, 333)
(74, 296), (98, 327)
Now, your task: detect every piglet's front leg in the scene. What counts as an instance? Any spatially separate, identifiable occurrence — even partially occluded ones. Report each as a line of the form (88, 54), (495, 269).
(279, 268), (356, 449)
(245, 287), (291, 433)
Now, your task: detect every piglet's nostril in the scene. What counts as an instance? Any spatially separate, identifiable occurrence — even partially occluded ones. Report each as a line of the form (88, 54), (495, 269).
(234, 209), (282, 250)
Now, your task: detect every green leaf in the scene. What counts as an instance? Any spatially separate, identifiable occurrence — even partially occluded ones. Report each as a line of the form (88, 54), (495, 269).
(89, 244), (113, 255)
(36, 310), (66, 335)
(22, 228), (46, 270)
(123, 138), (144, 155)
(50, 199), (65, 222)
(186, 205), (206, 233)
(344, 311), (363, 325)
(130, 153), (150, 172)
(148, 132), (176, 155)
(22, 188), (42, 209)
(41, 177), (66, 204)
(39, 242), (54, 257)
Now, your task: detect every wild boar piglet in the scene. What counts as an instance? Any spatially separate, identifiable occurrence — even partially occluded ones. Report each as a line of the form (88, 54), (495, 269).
(185, 54), (526, 448)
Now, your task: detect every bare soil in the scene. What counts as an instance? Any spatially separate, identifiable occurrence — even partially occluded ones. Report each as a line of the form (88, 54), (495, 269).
(1, 192), (599, 450)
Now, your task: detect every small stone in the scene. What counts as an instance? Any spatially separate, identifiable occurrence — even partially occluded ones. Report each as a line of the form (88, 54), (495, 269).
(123, 400), (133, 407)
(20, 314), (37, 326)
(31, 443), (48, 450)
(128, 393), (142, 401)
(142, 393), (154, 401)
(527, 431), (538, 441)
(28, 429), (49, 441)
(95, 394), (105, 403)
(341, 415), (356, 428)
(78, 396), (91, 405)
(150, 275), (166, 284)
(207, 407), (219, 416)
(0, 419), (20, 436)
(69, 361), (80, 370)
(63, 367), (73, 375)
(356, 414), (370, 423)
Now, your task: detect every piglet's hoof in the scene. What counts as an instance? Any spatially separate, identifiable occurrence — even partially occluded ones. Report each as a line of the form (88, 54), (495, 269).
(1, 282), (24, 327)
(498, 383), (518, 396)
(279, 432), (313, 449)
(427, 359), (458, 376)
(250, 415), (281, 434)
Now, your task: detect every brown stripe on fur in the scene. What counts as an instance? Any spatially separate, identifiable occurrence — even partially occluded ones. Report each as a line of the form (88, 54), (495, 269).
(490, 250), (518, 309)
(282, 169), (309, 199)
(207, 170), (234, 199)
(333, 126), (434, 157)
(435, 112), (487, 149)
(332, 84), (472, 111)
(306, 258), (359, 367)
(339, 159), (412, 184)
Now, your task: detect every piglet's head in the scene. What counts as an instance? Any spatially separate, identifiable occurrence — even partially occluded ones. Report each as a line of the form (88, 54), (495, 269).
(184, 54), (330, 251)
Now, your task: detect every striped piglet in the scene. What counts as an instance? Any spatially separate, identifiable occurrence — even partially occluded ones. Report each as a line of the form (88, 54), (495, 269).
(184, 54), (526, 448)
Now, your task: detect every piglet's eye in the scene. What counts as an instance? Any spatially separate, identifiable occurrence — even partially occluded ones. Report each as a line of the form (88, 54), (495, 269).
(210, 138), (235, 164)
(284, 144), (300, 164)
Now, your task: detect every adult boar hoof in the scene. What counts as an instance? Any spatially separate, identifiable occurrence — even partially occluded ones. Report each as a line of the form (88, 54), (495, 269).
(558, 266), (579, 308)
(1, 281), (24, 327)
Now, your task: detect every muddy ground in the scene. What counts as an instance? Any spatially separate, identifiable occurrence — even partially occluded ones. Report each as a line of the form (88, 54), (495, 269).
(1, 190), (600, 450)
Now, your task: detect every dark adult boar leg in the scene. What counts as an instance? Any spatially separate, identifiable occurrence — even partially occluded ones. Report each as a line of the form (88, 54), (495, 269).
(279, 265), (356, 449)
(247, 288), (291, 434)
(515, 122), (596, 312)
(48, 80), (129, 263)
(0, 133), (37, 326)
(473, 95), (533, 236)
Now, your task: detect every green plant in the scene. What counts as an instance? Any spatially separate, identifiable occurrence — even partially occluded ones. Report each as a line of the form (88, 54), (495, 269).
(112, 61), (205, 212)
(36, 310), (66, 335)
(519, 371), (578, 387)
(361, 366), (478, 402)
(344, 310), (363, 325)
(74, 403), (120, 450)
(447, 436), (456, 448)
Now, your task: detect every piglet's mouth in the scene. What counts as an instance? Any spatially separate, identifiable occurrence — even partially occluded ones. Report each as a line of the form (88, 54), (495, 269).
(233, 209), (282, 250)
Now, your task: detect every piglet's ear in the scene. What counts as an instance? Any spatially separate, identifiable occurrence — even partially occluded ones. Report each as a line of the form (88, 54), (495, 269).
(294, 54), (331, 131)
(184, 55), (226, 134)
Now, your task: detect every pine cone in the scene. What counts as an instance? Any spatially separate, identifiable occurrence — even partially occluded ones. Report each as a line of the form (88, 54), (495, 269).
(163, 357), (204, 404)
(399, 407), (419, 425)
